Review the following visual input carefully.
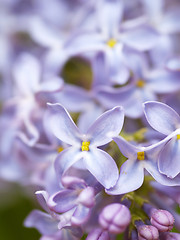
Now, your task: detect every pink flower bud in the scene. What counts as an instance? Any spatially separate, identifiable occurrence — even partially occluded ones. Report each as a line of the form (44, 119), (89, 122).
(160, 232), (180, 240)
(86, 228), (110, 240)
(151, 209), (174, 232)
(99, 203), (131, 234)
(138, 225), (159, 240)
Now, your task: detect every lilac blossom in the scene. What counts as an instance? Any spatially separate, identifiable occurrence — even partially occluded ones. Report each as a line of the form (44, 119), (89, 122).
(47, 103), (124, 189)
(107, 136), (180, 195)
(144, 101), (180, 178)
(48, 176), (95, 226)
(6, 52), (63, 145)
(24, 191), (83, 240)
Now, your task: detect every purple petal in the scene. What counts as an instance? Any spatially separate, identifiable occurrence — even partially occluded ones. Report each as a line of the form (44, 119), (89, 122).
(105, 48), (130, 85)
(35, 191), (50, 213)
(24, 210), (58, 235)
(83, 148), (119, 189)
(61, 176), (87, 190)
(142, 0), (163, 18)
(121, 26), (159, 51)
(106, 160), (144, 195)
(147, 70), (180, 94)
(97, 0), (123, 36)
(113, 136), (139, 159)
(145, 160), (180, 186)
(71, 205), (91, 226)
(28, 16), (61, 47)
(13, 53), (40, 95)
(77, 187), (95, 208)
(160, 9), (180, 34)
(78, 104), (104, 133)
(66, 32), (105, 55)
(37, 77), (64, 93)
(87, 106), (124, 146)
(96, 85), (143, 118)
(47, 103), (81, 145)
(166, 57), (180, 71)
(54, 85), (92, 112)
(48, 190), (77, 213)
(55, 147), (84, 184)
(158, 137), (180, 178)
(143, 101), (180, 135)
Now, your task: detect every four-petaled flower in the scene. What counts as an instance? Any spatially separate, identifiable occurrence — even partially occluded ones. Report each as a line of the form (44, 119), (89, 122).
(47, 103), (124, 189)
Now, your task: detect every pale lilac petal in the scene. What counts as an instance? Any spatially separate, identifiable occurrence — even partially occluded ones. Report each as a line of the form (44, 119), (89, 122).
(160, 9), (180, 34)
(47, 103), (81, 145)
(83, 148), (119, 189)
(97, 0), (123, 36)
(143, 101), (180, 135)
(24, 210), (58, 235)
(28, 16), (62, 47)
(106, 160), (144, 195)
(141, 0), (163, 18)
(145, 160), (180, 186)
(48, 190), (77, 213)
(54, 85), (92, 112)
(61, 176), (87, 190)
(13, 53), (40, 95)
(35, 191), (50, 213)
(158, 137), (180, 178)
(78, 104), (104, 133)
(121, 26), (159, 51)
(37, 77), (64, 93)
(96, 85), (144, 118)
(105, 48), (130, 85)
(113, 136), (139, 159)
(91, 52), (110, 88)
(66, 32), (105, 55)
(166, 57), (180, 71)
(17, 117), (40, 146)
(55, 148), (83, 183)
(147, 70), (180, 94)
(77, 187), (95, 208)
(71, 205), (91, 226)
(87, 106), (124, 146)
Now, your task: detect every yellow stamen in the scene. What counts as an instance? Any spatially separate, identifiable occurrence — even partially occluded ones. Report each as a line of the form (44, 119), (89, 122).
(136, 79), (145, 88)
(107, 38), (117, 48)
(81, 141), (90, 151)
(57, 146), (64, 153)
(137, 151), (145, 161)
(177, 134), (180, 140)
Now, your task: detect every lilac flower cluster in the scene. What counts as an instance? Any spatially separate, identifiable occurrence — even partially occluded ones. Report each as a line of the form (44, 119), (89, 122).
(1, 0), (180, 239)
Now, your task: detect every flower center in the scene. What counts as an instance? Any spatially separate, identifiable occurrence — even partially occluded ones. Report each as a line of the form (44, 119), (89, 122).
(137, 151), (145, 161)
(136, 79), (145, 88)
(57, 146), (64, 153)
(107, 38), (117, 48)
(81, 141), (90, 151)
(177, 134), (180, 140)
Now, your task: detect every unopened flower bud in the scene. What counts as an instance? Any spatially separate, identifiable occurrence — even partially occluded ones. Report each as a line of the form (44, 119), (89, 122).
(151, 209), (174, 232)
(160, 232), (180, 240)
(99, 203), (131, 234)
(86, 228), (110, 240)
(138, 225), (159, 240)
